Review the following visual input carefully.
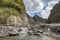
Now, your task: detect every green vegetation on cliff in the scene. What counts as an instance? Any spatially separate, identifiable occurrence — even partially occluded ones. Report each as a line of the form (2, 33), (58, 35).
(0, 7), (20, 24)
(47, 1), (60, 23)
(0, 0), (27, 25)
(0, 0), (25, 10)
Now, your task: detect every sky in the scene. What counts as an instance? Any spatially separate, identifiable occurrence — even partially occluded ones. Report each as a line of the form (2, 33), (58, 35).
(23, 0), (60, 19)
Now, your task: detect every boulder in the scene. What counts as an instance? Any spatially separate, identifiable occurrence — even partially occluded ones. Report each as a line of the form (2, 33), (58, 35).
(8, 31), (19, 36)
(0, 26), (9, 37)
(33, 33), (41, 36)
(8, 26), (22, 36)
(28, 30), (34, 35)
(34, 30), (43, 34)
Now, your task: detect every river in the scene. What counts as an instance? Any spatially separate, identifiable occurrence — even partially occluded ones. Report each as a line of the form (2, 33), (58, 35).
(0, 28), (57, 40)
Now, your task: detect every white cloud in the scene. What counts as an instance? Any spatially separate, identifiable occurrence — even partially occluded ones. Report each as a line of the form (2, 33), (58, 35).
(23, 0), (60, 19)
(23, 0), (44, 11)
(39, 1), (44, 10)
(40, 10), (50, 19)
(34, 0), (40, 3)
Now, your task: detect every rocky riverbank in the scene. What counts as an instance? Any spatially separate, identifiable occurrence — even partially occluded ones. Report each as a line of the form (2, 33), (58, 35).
(27, 24), (60, 40)
(0, 25), (22, 37)
(0, 24), (60, 40)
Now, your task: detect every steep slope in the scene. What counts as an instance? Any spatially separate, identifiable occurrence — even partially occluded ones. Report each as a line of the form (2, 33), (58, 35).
(0, 0), (29, 26)
(47, 1), (60, 23)
(32, 15), (47, 23)
(27, 15), (47, 25)
(26, 14), (34, 24)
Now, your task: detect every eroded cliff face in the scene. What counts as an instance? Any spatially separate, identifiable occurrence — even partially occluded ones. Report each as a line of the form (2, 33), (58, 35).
(0, 0), (29, 26)
(47, 1), (60, 23)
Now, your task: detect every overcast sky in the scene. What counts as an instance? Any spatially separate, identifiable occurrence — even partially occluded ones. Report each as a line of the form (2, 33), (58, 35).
(23, 0), (60, 19)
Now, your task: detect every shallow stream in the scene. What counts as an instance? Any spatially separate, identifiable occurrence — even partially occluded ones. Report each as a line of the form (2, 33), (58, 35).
(0, 28), (57, 40)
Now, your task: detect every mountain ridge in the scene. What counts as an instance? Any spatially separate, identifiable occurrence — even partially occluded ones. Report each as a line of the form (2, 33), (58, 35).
(47, 1), (60, 23)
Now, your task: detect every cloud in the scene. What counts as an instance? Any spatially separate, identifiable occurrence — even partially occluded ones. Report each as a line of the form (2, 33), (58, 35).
(23, 0), (44, 11)
(23, 0), (60, 19)
(41, 1), (59, 19)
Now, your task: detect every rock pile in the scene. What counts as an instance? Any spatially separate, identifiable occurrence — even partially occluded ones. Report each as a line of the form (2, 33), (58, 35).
(0, 26), (22, 37)
(28, 25), (43, 36)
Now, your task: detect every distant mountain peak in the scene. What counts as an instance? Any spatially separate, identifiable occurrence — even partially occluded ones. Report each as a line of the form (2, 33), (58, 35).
(32, 15), (47, 23)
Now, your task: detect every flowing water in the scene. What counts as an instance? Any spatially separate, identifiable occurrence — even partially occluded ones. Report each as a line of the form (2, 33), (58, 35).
(0, 28), (57, 40)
